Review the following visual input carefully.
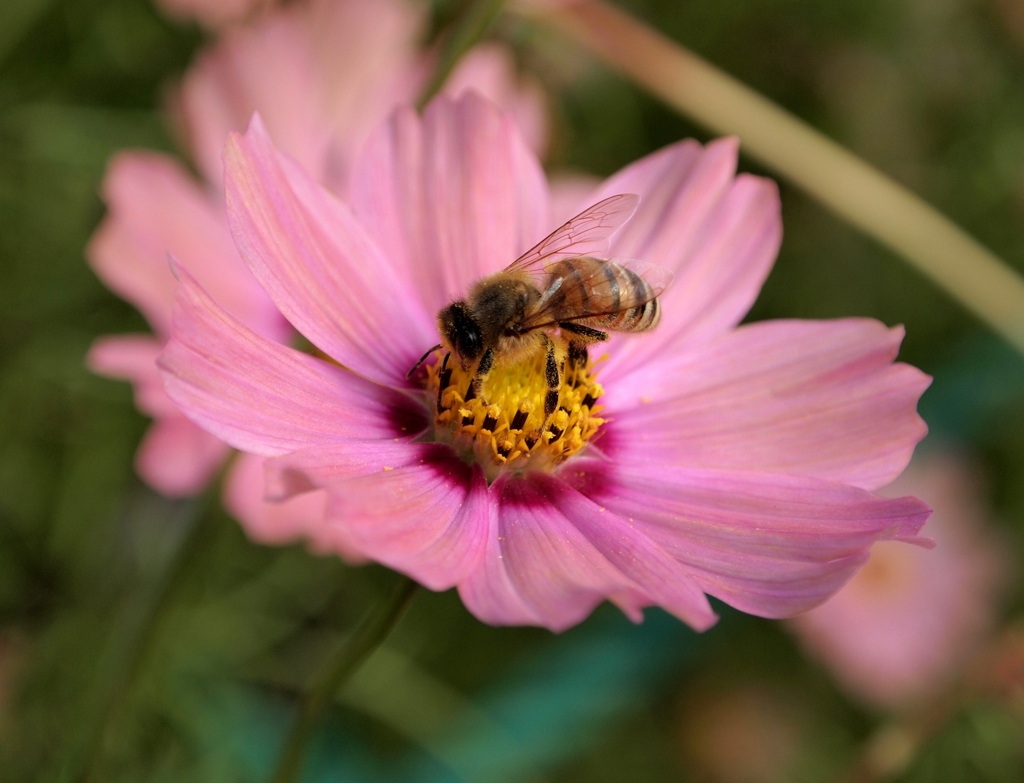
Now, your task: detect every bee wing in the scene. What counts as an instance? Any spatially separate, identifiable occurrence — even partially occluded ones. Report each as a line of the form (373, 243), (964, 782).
(505, 194), (639, 273)
(520, 257), (674, 331)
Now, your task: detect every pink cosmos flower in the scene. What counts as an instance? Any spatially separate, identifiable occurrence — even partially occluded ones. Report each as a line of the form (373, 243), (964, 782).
(87, 0), (546, 528)
(790, 453), (1005, 709)
(157, 91), (932, 631)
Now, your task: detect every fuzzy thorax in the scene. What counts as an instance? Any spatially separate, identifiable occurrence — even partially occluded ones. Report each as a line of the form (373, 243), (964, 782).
(424, 350), (605, 481)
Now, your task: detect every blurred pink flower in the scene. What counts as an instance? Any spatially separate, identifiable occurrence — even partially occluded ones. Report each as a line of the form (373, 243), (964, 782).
(87, 153), (287, 495)
(790, 453), (1005, 708)
(158, 92), (932, 631)
(87, 0), (547, 521)
(172, 0), (548, 193)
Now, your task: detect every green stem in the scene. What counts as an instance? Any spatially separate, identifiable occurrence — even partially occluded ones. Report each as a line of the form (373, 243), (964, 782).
(73, 492), (217, 783)
(417, 0), (507, 110)
(269, 576), (419, 783)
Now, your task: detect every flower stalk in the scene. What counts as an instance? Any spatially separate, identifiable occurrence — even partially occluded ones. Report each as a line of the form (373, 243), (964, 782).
(269, 576), (419, 783)
(524, 0), (1024, 356)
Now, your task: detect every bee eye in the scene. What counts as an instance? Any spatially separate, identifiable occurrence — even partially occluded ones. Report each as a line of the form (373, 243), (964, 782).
(457, 325), (482, 358)
(441, 302), (482, 361)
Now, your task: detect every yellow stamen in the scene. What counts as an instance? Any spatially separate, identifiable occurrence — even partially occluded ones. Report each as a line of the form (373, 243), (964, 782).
(424, 350), (605, 481)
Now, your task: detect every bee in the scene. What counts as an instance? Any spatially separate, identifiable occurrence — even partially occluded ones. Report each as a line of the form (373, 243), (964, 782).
(410, 194), (672, 421)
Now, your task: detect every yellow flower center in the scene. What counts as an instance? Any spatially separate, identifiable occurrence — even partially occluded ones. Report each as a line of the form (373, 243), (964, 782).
(423, 350), (605, 481)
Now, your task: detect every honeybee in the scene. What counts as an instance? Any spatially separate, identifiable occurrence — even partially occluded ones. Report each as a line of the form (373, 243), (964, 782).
(410, 194), (672, 420)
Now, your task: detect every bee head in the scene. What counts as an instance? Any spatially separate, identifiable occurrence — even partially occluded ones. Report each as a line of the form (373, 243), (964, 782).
(438, 301), (483, 369)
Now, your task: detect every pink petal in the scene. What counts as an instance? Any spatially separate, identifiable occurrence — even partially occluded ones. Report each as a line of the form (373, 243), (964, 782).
(592, 138), (728, 264)
(158, 261), (426, 457)
(445, 43), (550, 156)
(789, 453), (1005, 707)
(602, 318), (930, 491)
(458, 473), (717, 631)
(262, 439), (433, 499)
(223, 452), (329, 546)
(459, 474), (624, 631)
(456, 492), (544, 627)
(309, 0), (424, 189)
(226, 452), (370, 563)
(86, 152), (224, 337)
(175, 6), (329, 188)
(88, 334), (175, 417)
(580, 139), (780, 379)
(563, 459), (932, 619)
(88, 335), (227, 496)
(655, 173), (779, 349)
(349, 92), (551, 316)
(224, 116), (435, 385)
(264, 443), (488, 590)
(87, 152), (285, 341)
(548, 171), (601, 225)
(136, 415), (229, 497)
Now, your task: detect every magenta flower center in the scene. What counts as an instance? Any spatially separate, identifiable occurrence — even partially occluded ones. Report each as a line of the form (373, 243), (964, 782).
(423, 350), (605, 481)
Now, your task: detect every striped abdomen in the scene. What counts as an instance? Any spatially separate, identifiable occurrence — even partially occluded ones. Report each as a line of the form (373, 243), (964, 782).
(541, 257), (662, 333)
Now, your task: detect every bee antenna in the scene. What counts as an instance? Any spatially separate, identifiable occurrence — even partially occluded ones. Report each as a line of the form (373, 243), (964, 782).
(407, 344), (443, 378)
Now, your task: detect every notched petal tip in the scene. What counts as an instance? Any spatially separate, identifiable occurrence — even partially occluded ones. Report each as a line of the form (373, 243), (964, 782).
(222, 112), (271, 178)
(886, 493), (933, 541)
(167, 253), (183, 282)
(733, 172), (782, 234)
(236, 110), (271, 144)
(709, 134), (741, 158)
(904, 535), (937, 549)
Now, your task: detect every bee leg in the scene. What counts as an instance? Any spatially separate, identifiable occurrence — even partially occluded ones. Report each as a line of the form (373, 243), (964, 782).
(567, 341), (588, 369)
(464, 347), (495, 405)
(407, 342), (442, 379)
(559, 323), (608, 369)
(436, 352), (452, 413)
(543, 336), (560, 419)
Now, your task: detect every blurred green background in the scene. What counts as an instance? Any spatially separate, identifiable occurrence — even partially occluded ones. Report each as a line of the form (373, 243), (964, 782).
(0, 0), (1022, 781)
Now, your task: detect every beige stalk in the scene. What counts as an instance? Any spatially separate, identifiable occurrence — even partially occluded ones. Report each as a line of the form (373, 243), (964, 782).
(520, 0), (1024, 355)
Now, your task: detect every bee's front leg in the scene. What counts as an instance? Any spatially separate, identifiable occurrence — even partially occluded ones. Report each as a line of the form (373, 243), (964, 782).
(463, 348), (495, 405)
(436, 352), (452, 413)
